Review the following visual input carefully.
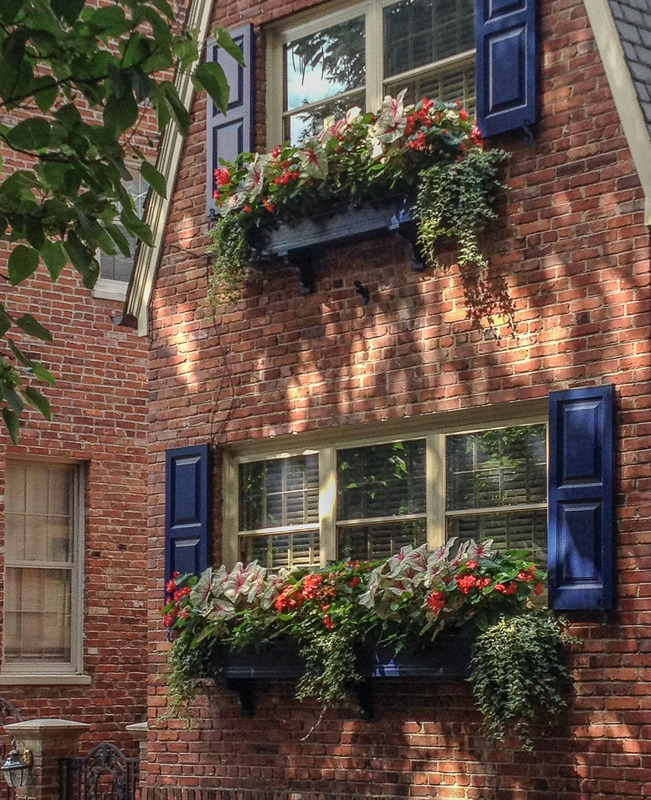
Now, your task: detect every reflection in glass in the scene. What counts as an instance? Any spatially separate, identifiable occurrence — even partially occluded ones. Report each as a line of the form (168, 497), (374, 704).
(243, 531), (320, 570)
(286, 91), (365, 144)
(338, 440), (426, 521)
(285, 17), (366, 111)
(239, 455), (319, 531)
(384, 0), (475, 77)
(384, 61), (476, 114)
(448, 510), (548, 563)
(338, 520), (427, 561)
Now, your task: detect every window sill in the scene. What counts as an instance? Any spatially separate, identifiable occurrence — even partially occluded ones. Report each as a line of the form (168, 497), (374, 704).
(92, 277), (129, 301)
(0, 673), (92, 686)
(254, 200), (424, 293)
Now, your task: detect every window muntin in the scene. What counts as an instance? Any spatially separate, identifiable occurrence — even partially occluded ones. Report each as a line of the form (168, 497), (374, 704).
(231, 420), (547, 568)
(446, 424), (547, 561)
(275, 0), (476, 145)
(3, 462), (83, 671)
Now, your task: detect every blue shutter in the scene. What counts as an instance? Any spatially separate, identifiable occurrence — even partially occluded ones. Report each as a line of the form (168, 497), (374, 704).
(165, 444), (213, 585)
(475, 0), (537, 138)
(548, 386), (615, 610)
(206, 23), (255, 215)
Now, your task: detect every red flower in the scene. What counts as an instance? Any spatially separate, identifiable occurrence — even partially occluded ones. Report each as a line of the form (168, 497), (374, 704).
(517, 571), (534, 582)
(323, 615), (336, 630)
(459, 108), (469, 121)
(427, 590), (446, 613)
(263, 197), (275, 213)
(476, 577), (492, 590)
(165, 578), (176, 594)
(163, 613), (176, 627)
(349, 576), (361, 588)
(407, 132), (427, 151)
(494, 583), (507, 594)
(466, 560), (479, 570)
(534, 582), (544, 596)
(457, 574), (477, 595)
(214, 167), (231, 186)
(243, 204), (252, 213)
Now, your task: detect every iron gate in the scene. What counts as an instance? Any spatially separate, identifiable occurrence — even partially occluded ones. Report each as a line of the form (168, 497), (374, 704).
(0, 697), (23, 800)
(60, 742), (139, 800)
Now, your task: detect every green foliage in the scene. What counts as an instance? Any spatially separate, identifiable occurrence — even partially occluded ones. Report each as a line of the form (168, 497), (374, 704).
(0, 1), (239, 438)
(415, 148), (509, 274)
(207, 214), (259, 306)
(160, 542), (576, 748)
(470, 611), (578, 750)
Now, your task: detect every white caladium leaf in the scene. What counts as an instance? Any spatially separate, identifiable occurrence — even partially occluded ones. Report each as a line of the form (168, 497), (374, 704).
(242, 153), (271, 196)
(299, 138), (328, 179)
(370, 88), (407, 143)
(190, 567), (214, 609)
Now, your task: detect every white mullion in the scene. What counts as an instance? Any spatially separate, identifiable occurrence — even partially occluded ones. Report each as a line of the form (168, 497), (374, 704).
(427, 432), (445, 549)
(337, 513), (427, 527)
(319, 446), (336, 566)
(223, 452), (239, 567)
(365, 1), (384, 111)
(70, 465), (85, 674)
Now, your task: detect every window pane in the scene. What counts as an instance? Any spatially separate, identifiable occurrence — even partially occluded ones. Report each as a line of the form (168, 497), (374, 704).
(338, 440), (426, 521)
(384, 60), (476, 113)
(447, 425), (547, 511)
(447, 510), (548, 564)
(239, 455), (319, 531)
(285, 90), (366, 144)
(5, 567), (72, 661)
(338, 520), (427, 561)
(5, 463), (72, 563)
(241, 530), (320, 569)
(285, 17), (366, 112)
(384, 0), (475, 77)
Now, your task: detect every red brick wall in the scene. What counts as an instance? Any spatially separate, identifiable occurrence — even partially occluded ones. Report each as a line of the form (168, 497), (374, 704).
(145, 0), (651, 797)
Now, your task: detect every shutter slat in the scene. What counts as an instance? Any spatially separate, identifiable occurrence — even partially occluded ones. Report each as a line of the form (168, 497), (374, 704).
(165, 444), (212, 586)
(548, 386), (614, 610)
(475, 0), (537, 137)
(206, 23), (255, 214)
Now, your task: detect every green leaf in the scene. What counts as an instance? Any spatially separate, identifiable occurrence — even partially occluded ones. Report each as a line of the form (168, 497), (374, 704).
(34, 78), (59, 113)
(1, 382), (23, 414)
(214, 28), (245, 67)
(40, 239), (68, 281)
(8, 245), (39, 285)
(120, 207), (152, 247)
(1, 407), (19, 444)
(6, 338), (33, 368)
(105, 223), (131, 257)
(0, 0), (23, 24)
(149, 0), (174, 20)
(51, 0), (85, 25)
(193, 61), (229, 115)
(31, 361), (56, 386)
(103, 93), (138, 136)
(140, 161), (166, 198)
(15, 314), (53, 342)
(6, 118), (50, 151)
(22, 386), (51, 420)
(0, 306), (11, 338)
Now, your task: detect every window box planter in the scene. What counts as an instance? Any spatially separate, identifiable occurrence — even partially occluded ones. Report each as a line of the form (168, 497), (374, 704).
(253, 200), (424, 294)
(219, 632), (473, 718)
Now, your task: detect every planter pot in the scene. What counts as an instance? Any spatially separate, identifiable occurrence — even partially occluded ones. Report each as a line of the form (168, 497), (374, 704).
(253, 200), (424, 294)
(217, 631), (473, 718)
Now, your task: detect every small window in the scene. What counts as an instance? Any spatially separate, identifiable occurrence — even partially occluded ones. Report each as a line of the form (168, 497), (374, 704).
(98, 172), (148, 283)
(271, 0), (476, 145)
(3, 462), (84, 674)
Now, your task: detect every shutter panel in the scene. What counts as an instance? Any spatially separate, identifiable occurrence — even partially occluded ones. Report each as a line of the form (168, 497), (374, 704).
(206, 23), (255, 215)
(548, 386), (615, 610)
(165, 444), (213, 585)
(475, 0), (537, 137)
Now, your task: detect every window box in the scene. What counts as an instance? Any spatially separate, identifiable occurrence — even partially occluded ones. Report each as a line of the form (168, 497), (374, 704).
(253, 200), (423, 294)
(219, 631), (473, 718)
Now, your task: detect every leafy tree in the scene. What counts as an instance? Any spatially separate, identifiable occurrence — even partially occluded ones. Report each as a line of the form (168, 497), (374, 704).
(0, 0), (240, 441)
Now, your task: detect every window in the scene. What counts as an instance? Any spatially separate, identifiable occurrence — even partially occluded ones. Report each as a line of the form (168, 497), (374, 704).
(229, 419), (547, 569)
(3, 462), (84, 675)
(94, 172), (148, 300)
(267, 0), (476, 145)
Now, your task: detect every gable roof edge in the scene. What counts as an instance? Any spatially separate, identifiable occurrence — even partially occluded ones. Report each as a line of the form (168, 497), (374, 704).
(585, 0), (651, 226)
(123, 0), (215, 336)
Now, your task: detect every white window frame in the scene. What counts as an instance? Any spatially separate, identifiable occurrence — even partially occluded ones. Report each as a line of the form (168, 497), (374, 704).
(223, 409), (548, 568)
(265, 0), (476, 148)
(1, 461), (86, 681)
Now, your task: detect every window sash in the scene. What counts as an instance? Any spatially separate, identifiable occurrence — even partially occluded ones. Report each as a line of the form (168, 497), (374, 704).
(3, 462), (84, 675)
(267, 0), (477, 148)
(227, 417), (548, 568)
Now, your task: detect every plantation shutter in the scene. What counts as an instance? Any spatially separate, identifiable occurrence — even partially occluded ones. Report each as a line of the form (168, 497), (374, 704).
(475, 0), (537, 137)
(165, 444), (213, 586)
(548, 386), (615, 610)
(206, 23), (255, 215)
